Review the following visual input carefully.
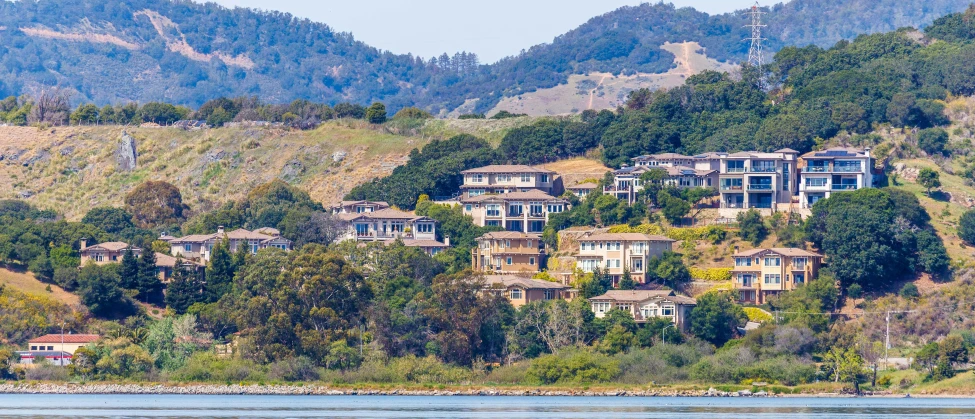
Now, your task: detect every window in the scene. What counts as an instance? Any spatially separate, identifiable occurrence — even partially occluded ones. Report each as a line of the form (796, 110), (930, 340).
(529, 203), (543, 215)
(464, 204), (472, 212)
(486, 204), (501, 217)
(506, 257), (512, 265)
(47, 346), (54, 350)
(486, 220), (501, 227)
(416, 223), (433, 233)
(721, 178), (743, 190)
(782, 163), (790, 190)
(662, 307), (674, 316)
(794, 273), (805, 284)
(805, 177), (828, 187)
(764, 257), (781, 267)
(612, 242), (621, 250)
(544, 289), (554, 300)
(752, 160), (776, 172)
(251, 244), (259, 254)
(764, 274), (781, 284)
(737, 274), (755, 286)
(355, 224), (370, 236)
(111, 255), (118, 261)
(580, 259), (599, 272)
(735, 257), (752, 267)
(469, 189), (485, 196)
(503, 240), (510, 248)
(183, 244), (192, 252)
(521, 174), (532, 182)
(528, 220), (545, 233)
(726, 160), (745, 172)
(497, 174), (511, 182)
(529, 257), (536, 266)
(835, 160), (862, 172)
(508, 204), (523, 216)
(470, 174), (483, 183)
(540, 174), (549, 183)
(510, 289), (522, 299)
(547, 204), (564, 213)
(30, 346), (37, 350)
(793, 257), (807, 269)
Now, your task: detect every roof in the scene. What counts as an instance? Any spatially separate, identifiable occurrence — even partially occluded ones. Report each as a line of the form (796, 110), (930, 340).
(461, 165), (555, 175)
(158, 234), (176, 241)
(385, 239), (448, 248)
(170, 234), (217, 243)
(338, 200), (390, 208)
(461, 189), (561, 203)
(83, 242), (137, 252)
(589, 290), (696, 305)
(154, 252), (203, 267)
(30, 334), (100, 344)
(581, 233), (675, 242)
(661, 165), (716, 177)
(477, 231), (541, 240)
(733, 247), (823, 257)
(800, 147), (870, 159)
(633, 153), (693, 161)
(775, 148), (799, 154)
(223, 228), (275, 240)
(338, 208), (426, 221)
(484, 275), (569, 290)
(567, 182), (599, 190)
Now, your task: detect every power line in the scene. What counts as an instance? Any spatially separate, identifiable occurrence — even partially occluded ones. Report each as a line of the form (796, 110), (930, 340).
(744, 2), (768, 89)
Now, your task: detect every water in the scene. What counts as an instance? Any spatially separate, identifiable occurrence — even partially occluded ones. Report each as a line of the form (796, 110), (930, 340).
(0, 394), (973, 418)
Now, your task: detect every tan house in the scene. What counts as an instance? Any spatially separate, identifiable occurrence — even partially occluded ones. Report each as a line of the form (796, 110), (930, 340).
(461, 190), (569, 234)
(575, 233), (675, 284)
(154, 253), (205, 282)
(472, 231), (544, 274)
(330, 200), (391, 214)
(460, 164), (559, 198)
(731, 247), (824, 304)
(79, 240), (140, 265)
(384, 238), (450, 257)
(566, 182), (599, 199)
(27, 334), (100, 354)
(589, 290), (696, 331)
(482, 275), (576, 308)
(167, 226), (293, 262)
(337, 208), (441, 245)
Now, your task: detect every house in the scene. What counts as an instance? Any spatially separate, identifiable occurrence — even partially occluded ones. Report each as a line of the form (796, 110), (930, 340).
(154, 252), (205, 282)
(336, 208), (440, 243)
(472, 231), (545, 274)
(461, 190), (569, 233)
(718, 149), (799, 216)
(798, 147), (874, 209)
(482, 275), (577, 308)
(566, 182), (599, 199)
(460, 165), (559, 198)
(731, 247), (825, 304)
(79, 240), (140, 265)
(632, 152), (723, 171)
(330, 200), (391, 214)
(167, 226), (293, 262)
(26, 334), (100, 356)
(14, 350), (75, 365)
(588, 290), (696, 331)
(605, 164), (718, 204)
(575, 233), (675, 284)
(384, 238), (450, 257)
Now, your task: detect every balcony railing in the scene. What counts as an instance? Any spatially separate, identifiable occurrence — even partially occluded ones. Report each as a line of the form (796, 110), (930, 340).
(725, 167), (746, 173)
(720, 185), (743, 191)
(834, 166), (861, 173)
(750, 167), (777, 173)
(528, 212), (545, 218)
(747, 184), (773, 190)
(803, 166), (829, 173)
(832, 184), (857, 190)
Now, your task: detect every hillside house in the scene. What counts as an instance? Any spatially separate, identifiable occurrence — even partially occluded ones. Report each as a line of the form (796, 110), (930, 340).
(588, 290), (696, 331)
(798, 147), (874, 209)
(330, 200), (391, 214)
(566, 182), (599, 199)
(575, 233), (675, 284)
(606, 164), (718, 204)
(336, 208), (441, 244)
(718, 149), (799, 216)
(461, 190), (568, 234)
(482, 275), (576, 308)
(460, 165), (559, 198)
(18, 334), (101, 365)
(471, 231), (544, 274)
(79, 240), (140, 265)
(384, 238), (449, 257)
(731, 247), (824, 304)
(166, 226), (293, 262)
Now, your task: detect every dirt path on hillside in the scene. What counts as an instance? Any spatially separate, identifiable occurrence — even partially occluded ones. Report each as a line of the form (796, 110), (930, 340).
(588, 74), (610, 110)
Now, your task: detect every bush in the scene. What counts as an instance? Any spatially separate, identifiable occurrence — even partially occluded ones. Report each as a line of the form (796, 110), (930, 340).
(666, 226), (727, 243)
(743, 307), (773, 323)
(918, 128), (949, 155)
(900, 283), (920, 299)
(959, 210), (975, 245)
(171, 352), (266, 382)
(689, 267), (732, 281)
(269, 356), (321, 382)
(526, 350), (620, 384)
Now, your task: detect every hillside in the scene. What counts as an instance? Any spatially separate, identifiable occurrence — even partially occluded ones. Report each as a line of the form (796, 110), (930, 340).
(0, 0), (970, 115)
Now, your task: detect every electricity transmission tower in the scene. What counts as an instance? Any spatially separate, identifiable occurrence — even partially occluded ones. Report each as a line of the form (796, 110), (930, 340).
(744, 2), (768, 88)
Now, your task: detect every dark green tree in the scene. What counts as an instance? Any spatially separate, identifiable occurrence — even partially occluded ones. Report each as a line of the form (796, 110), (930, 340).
(959, 209), (975, 245)
(77, 263), (132, 317)
(689, 291), (747, 346)
(136, 250), (161, 304)
(204, 239), (235, 303)
(164, 259), (203, 314)
(917, 168), (941, 194)
(366, 102), (387, 124)
(737, 209), (768, 246)
(119, 247), (140, 289)
(917, 128), (949, 156)
(618, 267), (635, 290)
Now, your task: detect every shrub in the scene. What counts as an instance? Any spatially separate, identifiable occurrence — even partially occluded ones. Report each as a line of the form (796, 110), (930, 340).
(666, 226), (727, 243)
(526, 350), (620, 384)
(959, 210), (975, 245)
(171, 352), (266, 382)
(900, 283), (920, 299)
(743, 307), (773, 323)
(689, 267), (732, 281)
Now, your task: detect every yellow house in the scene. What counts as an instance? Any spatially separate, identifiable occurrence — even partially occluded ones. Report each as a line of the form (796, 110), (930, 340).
(27, 334), (100, 354)
(731, 247), (824, 304)
(482, 275), (576, 308)
(472, 232), (544, 274)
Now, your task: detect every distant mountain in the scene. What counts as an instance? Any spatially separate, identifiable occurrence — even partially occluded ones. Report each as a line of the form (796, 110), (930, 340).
(0, 0), (970, 114)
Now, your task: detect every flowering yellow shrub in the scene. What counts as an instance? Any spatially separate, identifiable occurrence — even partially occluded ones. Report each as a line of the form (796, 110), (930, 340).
(744, 307), (773, 323)
(690, 267), (732, 281)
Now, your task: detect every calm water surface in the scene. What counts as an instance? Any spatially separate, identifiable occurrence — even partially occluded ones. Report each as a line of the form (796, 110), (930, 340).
(0, 394), (973, 418)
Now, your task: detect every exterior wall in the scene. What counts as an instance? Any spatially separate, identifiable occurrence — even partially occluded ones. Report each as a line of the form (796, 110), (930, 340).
(462, 201), (566, 233)
(718, 153), (798, 215)
(171, 243), (203, 260)
(575, 239), (673, 283)
(607, 169), (717, 204)
(342, 219), (437, 242)
(733, 253), (822, 304)
(590, 299), (693, 331)
(798, 157), (873, 209)
(462, 172), (555, 196)
(27, 342), (89, 353)
(472, 237), (543, 274)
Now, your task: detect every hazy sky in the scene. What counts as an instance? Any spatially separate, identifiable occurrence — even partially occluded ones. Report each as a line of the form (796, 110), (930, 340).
(205, 0), (761, 63)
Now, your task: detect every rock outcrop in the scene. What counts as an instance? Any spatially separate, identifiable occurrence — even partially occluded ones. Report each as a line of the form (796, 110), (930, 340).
(116, 131), (138, 171)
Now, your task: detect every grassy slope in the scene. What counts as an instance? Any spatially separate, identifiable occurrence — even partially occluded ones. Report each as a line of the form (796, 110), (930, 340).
(0, 267), (79, 306)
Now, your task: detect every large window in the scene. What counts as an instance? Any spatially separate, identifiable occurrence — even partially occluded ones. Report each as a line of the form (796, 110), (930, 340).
(470, 174), (483, 183)
(528, 220), (545, 233)
(805, 177), (828, 187)
(764, 257), (781, 267)
(486, 204), (501, 217)
(835, 160), (861, 172)
(721, 178), (743, 190)
(510, 289), (522, 299)
(544, 289), (554, 300)
(508, 203), (523, 216)
(752, 160), (776, 172)
(416, 223), (433, 233)
(726, 160), (745, 173)
(547, 204), (564, 213)
(735, 257), (752, 267)
(521, 174), (532, 182)
(764, 274), (782, 284)
(355, 224), (370, 236)
(529, 203), (543, 215)
(496, 174), (511, 182)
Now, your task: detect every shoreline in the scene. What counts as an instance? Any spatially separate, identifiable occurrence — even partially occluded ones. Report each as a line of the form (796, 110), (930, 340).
(0, 383), (950, 397)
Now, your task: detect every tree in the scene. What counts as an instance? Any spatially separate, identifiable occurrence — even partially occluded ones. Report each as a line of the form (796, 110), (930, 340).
(737, 209), (768, 245)
(959, 209), (975, 245)
(82, 207), (137, 236)
(917, 168), (941, 194)
(847, 283), (863, 300)
(392, 107), (432, 120)
(204, 239), (234, 303)
(124, 181), (189, 229)
(900, 283), (920, 299)
(27, 89), (70, 125)
(823, 346), (865, 386)
(77, 263), (132, 317)
(165, 259), (203, 314)
(646, 251), (691, 288)
(658, 191), (690, 225)
(618, 267), (635, 290)
(690, 291), (746, 346)
(136, 250), (161, 303)
(70, 104), (100, 125)
(119, 247), (140, 289)
(917, 128), (949, 155)
(366, 102), (387, 124)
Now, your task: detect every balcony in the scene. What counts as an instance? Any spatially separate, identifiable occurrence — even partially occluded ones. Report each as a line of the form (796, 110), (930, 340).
(803, 166), (829, 173)
(750, 167), (777, 173)
(725, 167), (746, 173)
(528, 212), (545, 218)
(831, 184), (857, 190)
(747, 184), (773, 191)
(834, 166), (862, 173)
(720, 184), (743, 191)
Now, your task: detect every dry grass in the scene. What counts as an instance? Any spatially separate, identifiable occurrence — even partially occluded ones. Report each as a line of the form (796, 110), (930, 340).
(541, 157), (612, 187)
(0, 267), (79, 305)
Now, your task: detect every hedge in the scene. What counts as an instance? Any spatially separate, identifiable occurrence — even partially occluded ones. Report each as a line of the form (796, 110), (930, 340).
(743, 307), (773, 323)
(690, 267), (732, 281)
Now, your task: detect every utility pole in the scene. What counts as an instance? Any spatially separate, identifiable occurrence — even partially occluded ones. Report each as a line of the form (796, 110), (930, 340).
(744, 2), (768, 89)
(884, 309), (917, 370)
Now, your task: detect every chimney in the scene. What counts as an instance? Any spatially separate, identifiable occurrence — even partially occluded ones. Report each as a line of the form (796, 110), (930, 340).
(445, 236), (451, 247)
(733, 245), (739, 254)
(80, 238), (88, 250)
(864, 147), (871, 158)
(217, 225), (225, 235)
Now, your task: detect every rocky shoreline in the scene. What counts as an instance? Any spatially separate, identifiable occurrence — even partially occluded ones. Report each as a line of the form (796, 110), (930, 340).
(0, 383), (797, 397)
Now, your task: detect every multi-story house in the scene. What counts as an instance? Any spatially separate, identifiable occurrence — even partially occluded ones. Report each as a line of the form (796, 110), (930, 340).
(460, 165), (558, 198)
(566, 182), (599, 199)
(575, 233), (675, 284)
(798, 147), (874, 209)
(632, 152), (723, 171)
(384, 238), (449, 257)
(330, 200), (390, 214)
(606, 164), (718, 204)
(461, 190), (569, 233)
(471, 231), (545, 274)
(79, 240), (140, 264)
(588, 290), (696, 331)
(167, 226), (293, 262)
(336, 208), (440, 243)
(482, 275), (577, 308)
(718, 149), (799, 215)
(731, 247), (824, 304)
